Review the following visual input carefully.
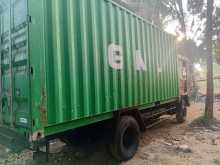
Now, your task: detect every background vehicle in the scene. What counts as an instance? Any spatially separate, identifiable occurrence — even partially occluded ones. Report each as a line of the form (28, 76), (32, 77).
(0, 0), (188, 161)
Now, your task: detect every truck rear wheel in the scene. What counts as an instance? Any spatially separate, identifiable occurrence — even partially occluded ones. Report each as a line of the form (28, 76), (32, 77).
(110, 116), (140, 162)
(176, 99), (187, 123)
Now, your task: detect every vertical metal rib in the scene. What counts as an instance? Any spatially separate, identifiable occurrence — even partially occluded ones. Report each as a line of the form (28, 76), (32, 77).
(26, 0), (31, 130)
(0, 13), (2, 125)
(9, 0), (14, 127)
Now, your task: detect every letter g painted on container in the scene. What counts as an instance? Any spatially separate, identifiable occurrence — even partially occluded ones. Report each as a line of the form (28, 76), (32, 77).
(108, 44), (123, 70)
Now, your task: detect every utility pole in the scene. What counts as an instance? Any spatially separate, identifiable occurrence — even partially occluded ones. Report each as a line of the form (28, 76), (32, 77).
(205, 0), (214, 120)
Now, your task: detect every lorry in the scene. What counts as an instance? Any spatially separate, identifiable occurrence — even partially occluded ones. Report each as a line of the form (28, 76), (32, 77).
(0, 0), (189, 161)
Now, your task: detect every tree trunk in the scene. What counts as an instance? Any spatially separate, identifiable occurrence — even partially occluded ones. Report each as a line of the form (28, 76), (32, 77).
(178, 0), (187, 36)
(205, 0), (214, 119)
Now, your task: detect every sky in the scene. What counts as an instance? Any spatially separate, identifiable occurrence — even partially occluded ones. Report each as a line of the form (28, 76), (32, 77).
(216, 1), (220, 6)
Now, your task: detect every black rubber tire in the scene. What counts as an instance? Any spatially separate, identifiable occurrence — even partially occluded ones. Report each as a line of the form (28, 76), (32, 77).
(176, 99), (187, 123)
(110, 116), (140, 162)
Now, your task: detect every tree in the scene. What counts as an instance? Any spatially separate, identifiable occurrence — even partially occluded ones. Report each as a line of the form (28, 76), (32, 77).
(187, 0), (216, 120)
(205, 0), (214, 119)
(187, 1), (220, 66)
(213, 7), (220, 65)
(165, 0), (186, 36)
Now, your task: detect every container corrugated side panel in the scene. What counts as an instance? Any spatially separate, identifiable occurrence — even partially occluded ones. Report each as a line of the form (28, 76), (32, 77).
(29, 0), (179, 131)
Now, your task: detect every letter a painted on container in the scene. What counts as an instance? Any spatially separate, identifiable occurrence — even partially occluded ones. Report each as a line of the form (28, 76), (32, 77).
(108, 44), (123, 70)
(135, 50), (146, 71)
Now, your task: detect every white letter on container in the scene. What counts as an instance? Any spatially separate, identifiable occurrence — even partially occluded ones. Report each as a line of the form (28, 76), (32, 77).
(108, 44), (123, 70)
(135, 50), (147, 71)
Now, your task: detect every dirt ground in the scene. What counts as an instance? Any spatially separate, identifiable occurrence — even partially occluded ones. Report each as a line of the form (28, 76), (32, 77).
(1, 102), (220, 165)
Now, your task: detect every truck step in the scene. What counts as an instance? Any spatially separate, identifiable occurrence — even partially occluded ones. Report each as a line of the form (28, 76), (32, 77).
(145, 117), (169, 129)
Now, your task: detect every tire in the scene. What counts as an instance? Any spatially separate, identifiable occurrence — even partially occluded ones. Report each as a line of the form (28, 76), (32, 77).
(176, 99), (187, 123)
(110, 116), (140, 162)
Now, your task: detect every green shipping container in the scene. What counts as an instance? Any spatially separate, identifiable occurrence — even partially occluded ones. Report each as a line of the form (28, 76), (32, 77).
(0, 0), (179, 147)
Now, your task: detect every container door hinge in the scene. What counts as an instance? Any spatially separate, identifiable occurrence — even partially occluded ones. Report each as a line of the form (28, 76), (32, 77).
(27, 15), (32, 23)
